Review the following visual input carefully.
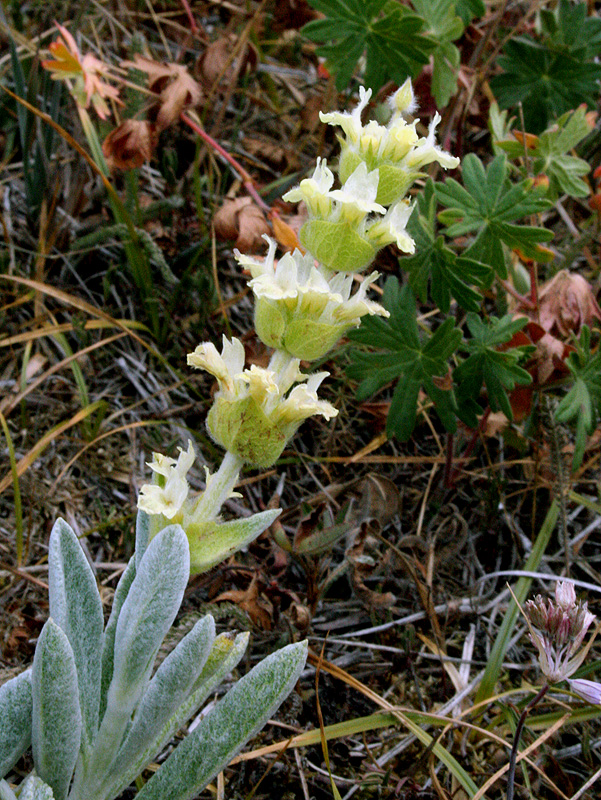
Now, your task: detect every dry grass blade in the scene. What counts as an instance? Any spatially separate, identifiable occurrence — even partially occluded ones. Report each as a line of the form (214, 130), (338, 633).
(0, 333), (127, 416)
(0, 275), (152, 350)
(0, 400), (105, 494)
(49, 419), (160, 490)
(471, 713), (571, 800)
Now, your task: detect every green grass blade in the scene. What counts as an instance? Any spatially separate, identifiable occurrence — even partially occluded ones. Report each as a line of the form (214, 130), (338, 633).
(475, 500), (559, 703)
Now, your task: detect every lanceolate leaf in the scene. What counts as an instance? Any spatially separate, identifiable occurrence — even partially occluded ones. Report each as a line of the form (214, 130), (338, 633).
(347, 278), (462, 440)
(72, 526), (190, 800)
(434, 154), (553, 278)
(98, 555), (136, 725)
(14, 776), (55, 800)
(100, 631), (249, 800)
(48, 519), (103, 750)
(0, 669), (32, 779)
(107, 615), (215, 781)
(135, 641), (308, 800)
(32, 620), (82, 800)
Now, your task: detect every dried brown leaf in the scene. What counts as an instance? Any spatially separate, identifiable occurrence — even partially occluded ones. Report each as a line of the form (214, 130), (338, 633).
(102, 120), (157, 170)
(198, 34), (257, 90)
(122, 55), (203, 131)
(213, 196), (270, 252)
(537, 270), (601, 338)
(214, 575), (273, 629)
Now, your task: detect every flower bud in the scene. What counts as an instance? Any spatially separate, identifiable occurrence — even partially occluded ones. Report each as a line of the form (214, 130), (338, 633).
(568, 678), (601, 705)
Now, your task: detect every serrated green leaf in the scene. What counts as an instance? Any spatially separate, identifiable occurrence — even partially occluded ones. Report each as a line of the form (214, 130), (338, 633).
(135, 641), (308, 800)
(434, 154), (552, 277)
(456, 0), (485, 24)
(32, 620), (82, 800)
(347, 279), (462, 439)
(404, 182), (491, 311)
(554, 326), (601, 470)
(497, 107), (592, 198)
(0, 669), (32, 779)
(454, 314), (533, 423)
(490, 2), (601, 133)
(411, 0), (463, 105)
(303, 0), (434, 92)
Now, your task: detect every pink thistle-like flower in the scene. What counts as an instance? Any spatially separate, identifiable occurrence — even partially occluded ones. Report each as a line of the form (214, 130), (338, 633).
(521, 581), (598, 684)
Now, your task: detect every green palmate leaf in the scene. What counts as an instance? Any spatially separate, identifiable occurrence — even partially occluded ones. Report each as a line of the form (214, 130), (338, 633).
(455, 0), (485, 24)
(347, 278), (462, 440)
(454, 314), (533, 424)
(411, 0), (464, 106)
(303, 0), (435, 92)
(135, 641), (308, 800)
(490, 2), (601, 133)
(32, 620), (82, 800)
(497, 107), (592, 199)
(48, 519), (103, 752)
(434, 154), (553, 278)
(554, 325), (601, 470)
(539, 0), (601, 58)
(0, 669), (32, 779)
(405, 180), (492, 312)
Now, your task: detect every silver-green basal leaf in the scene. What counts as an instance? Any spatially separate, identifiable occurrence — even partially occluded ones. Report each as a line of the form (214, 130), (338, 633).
(79, 525), (189, 795)
(32, 619), (82, 800)
(15, 776), (54, 800)
(135, 640), (308, 800)
(0, 669), (32, 779)
(99, 555), (136, 725)
(100, 630), (249, 800)
(107, 615), (215, 780)
(48, 519), (103, 750)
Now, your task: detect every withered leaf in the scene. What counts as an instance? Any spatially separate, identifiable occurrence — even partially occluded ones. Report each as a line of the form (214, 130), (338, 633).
(537, 270), (601, 338)
(123, 55), (203, 131)
(214, 575), (273, 629)
(198, 34), (257, 89)
(213, 196), (270, 252)
(102, 119), (157, 170)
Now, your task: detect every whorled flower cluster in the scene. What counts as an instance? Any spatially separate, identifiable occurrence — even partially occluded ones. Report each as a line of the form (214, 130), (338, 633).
(137, 81), (460, 572)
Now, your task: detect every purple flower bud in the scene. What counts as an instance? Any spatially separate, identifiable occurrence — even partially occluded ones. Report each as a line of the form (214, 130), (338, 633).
(555, 581), (576, 609)
(568, 679), (601, 705)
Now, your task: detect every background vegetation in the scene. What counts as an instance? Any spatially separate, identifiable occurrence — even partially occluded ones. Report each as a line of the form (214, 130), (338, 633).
(1, 1), (601, 797)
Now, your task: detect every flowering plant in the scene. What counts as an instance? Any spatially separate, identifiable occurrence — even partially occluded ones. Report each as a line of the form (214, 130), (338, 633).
(1, 79), (459, 799)
(134, 78), (459, 574)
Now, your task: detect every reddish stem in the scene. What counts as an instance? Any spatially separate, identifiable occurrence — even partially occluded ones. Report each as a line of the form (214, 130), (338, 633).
(447, 407), (491, 489)
(180, 112), (271, 214)
(179, 0), (199, 34)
